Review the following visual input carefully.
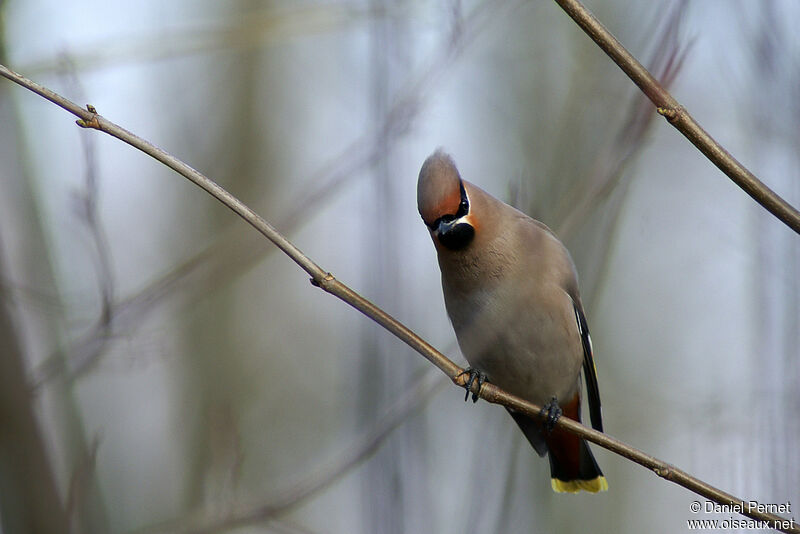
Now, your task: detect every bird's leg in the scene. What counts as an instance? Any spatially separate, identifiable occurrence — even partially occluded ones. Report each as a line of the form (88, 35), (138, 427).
(456, 368), (488, 403)
(540, 396), (562, 434)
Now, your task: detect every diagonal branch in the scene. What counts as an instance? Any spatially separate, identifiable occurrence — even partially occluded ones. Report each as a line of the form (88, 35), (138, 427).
(553, 0), (800, 235)
(1, 64), (796, 533)
(29, 0), (512, 390)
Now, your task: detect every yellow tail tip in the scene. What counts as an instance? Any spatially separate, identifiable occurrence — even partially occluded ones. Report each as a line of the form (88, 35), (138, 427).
(551, 476), (608, 494)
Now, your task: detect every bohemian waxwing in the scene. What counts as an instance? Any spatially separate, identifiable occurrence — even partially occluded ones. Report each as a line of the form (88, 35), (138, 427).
(417, 150), (607, 493)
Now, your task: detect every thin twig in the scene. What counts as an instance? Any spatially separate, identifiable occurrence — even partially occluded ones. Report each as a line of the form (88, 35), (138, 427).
(553, 0), (800, 235)
(1, 64), (797, 533)
(29, 0), (511, 389)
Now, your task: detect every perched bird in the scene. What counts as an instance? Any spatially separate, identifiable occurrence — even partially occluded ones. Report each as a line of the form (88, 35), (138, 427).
(417, 150), (607, 493)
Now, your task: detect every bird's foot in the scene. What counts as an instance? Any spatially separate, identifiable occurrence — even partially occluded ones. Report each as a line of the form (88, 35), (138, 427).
(456, 368), (487, 403)
(540, 396), (562, 434)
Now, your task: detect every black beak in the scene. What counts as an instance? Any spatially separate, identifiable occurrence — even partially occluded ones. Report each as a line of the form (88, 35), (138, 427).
(435, 217), (475, 250)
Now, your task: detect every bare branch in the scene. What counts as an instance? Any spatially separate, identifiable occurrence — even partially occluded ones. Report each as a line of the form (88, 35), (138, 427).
(2, 64), (797, 533)
(553, 0), (800, 235)
(28, 0), (512, 389)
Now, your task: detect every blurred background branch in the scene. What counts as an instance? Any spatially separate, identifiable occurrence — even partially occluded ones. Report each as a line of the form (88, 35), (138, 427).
(0, 245), (70, 534)
(138, 368), (445, 534)
(27, 0), (514, 392)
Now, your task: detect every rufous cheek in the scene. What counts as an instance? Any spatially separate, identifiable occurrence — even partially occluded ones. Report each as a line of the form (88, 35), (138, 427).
(420, 186), (462, 227)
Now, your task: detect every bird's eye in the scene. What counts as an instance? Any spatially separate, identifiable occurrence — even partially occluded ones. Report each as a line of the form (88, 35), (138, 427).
(455, 181), (469, 218)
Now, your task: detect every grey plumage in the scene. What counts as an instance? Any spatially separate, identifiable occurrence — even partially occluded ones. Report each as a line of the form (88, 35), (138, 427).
(417, 150), (606, 493)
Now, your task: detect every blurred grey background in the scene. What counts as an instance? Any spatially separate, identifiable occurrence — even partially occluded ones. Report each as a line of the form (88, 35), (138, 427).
(0, 1), (798, 533)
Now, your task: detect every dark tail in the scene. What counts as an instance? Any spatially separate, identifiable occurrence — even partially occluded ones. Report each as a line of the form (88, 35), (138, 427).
(507, 394), (607, 494)
(547, 436), (607, 493)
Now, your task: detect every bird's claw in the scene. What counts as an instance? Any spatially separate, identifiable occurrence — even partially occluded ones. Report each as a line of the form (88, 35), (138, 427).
(457, 368), (487, 403)
(540, 396), (562, 434)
